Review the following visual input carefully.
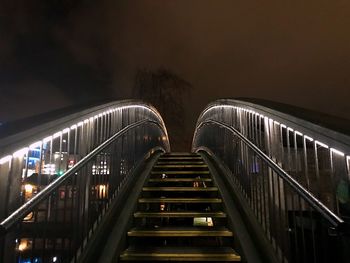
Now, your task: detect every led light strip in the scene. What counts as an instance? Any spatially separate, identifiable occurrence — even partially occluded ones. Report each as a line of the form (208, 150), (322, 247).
(0, 104), (168, 165)
(200, 104), (347, 159)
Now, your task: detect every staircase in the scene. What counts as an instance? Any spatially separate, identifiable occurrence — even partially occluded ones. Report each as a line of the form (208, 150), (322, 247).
(120, 152), (241, 262)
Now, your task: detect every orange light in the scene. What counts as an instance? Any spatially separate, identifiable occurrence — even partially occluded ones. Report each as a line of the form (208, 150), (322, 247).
(18, 239), (30, 251)
(24, 184), (33, 195)
(97, 184), (107, 198)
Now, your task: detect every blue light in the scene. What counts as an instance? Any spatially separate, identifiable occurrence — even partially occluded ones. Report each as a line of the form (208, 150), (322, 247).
(18, 257), (41, 263)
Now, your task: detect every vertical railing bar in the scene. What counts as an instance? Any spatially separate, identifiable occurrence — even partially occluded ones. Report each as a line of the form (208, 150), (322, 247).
(313, 142), (321, 199)
(258, 157), (264, 225)
(302, 137), (310, 190)
(329, 150), (338, 214)
(276, 169), (284, 261)
(298, 195), (307, 262)
(24, 149), (29, 181)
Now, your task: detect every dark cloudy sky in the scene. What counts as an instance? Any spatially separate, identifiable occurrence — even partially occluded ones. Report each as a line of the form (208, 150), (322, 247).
(1, 0), (350, 131)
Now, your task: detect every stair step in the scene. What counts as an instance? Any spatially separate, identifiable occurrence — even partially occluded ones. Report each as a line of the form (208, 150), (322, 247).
(134, 211), (226, 218)
(142, 187), (218, 192)
(159, 157), (202, 160)
(120, 246), (241, 261)
(128, 227), (233, 237)
(138, 197), (222, 203)
(151, 171), (210, 175)
(163, 153), (199, 156)
(148, 178), (212, 183)
(157, 161), (205, 165)
(154, 165), (208, 168)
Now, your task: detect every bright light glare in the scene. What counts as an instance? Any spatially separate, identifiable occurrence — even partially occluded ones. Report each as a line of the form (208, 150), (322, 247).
(24, 184), (34, 195)
(304, 135), (314, 142)
(0, 155), (12, 165)
(53, 132), (62, 139)
(295, 131), (303, 136)
(18, 239), (29, 251)
(43, 136), (52, 143)
(13, 148), (28, 158)
(315, 140), (329, 149)
(331, 148), (345, 157)
(29, 141), (42, 149)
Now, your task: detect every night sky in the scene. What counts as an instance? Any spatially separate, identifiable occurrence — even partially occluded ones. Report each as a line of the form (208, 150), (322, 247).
(1, 1), (350, 135)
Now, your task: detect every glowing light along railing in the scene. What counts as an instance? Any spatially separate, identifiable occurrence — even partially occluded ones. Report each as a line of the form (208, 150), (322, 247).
(199, 104), (347, 157)
(0, 118), (169, 263)
(193, 102), (350, 262)
(0, 104), (168, 165)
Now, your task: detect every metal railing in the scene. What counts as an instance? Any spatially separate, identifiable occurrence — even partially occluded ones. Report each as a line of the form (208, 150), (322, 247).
(195, 99), (350, 218)
(0, 101), (169, 221)
(0, 101), (170, 263)
(192, 99), (350, 263)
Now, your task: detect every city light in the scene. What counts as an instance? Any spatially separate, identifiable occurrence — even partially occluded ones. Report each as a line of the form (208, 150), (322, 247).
(97, 184), (107, 198)
(18, 239), (30, 251)
(24, 184), (34, 194)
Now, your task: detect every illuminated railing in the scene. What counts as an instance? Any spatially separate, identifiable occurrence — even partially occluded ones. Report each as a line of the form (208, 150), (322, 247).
(192, 99), (350, 263)
(0, 100), (169, 221)
(0, 101), (170, 263)
(195, 99), (350, 217)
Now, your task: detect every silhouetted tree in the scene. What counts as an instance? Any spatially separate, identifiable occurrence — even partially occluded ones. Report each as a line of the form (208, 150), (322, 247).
(133, 68), (192, 150)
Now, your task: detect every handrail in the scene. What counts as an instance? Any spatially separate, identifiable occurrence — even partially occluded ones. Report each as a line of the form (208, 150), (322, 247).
(0, 119), (165, 235)
(195, 119), (345, 229)
(196, 99), (350, 154)
(0, 100), (169, 158)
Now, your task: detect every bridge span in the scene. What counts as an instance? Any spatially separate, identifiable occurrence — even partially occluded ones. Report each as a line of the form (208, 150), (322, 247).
(0, 99), (349, 262)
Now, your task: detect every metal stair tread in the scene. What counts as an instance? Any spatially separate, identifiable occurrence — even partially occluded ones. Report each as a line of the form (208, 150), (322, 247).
(163, 153), (200, 156)
(142, 187), (218, 191)
(157, 159), (205, 165)
(154, 164), (208, 168)
(120, 246), (241, 261)
(138, 197), (222, 203)
(148, 178), (212, 182)
(134, 211), (226, 218)
(128, 226), (233, 237)
(159, 157), (202, 160)
(151, 171), (210, 175)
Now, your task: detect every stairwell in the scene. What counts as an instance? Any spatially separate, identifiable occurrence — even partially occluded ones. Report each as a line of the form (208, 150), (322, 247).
(119, 152), (241, 262)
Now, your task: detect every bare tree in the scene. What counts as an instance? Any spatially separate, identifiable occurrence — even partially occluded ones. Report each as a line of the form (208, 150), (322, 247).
(133, 68), (192, 150)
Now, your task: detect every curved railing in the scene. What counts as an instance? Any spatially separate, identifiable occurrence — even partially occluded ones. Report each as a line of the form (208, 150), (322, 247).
(0, 100), (170, 262)
(192, 99), (350, 263)
(0, 100), (169, 219)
